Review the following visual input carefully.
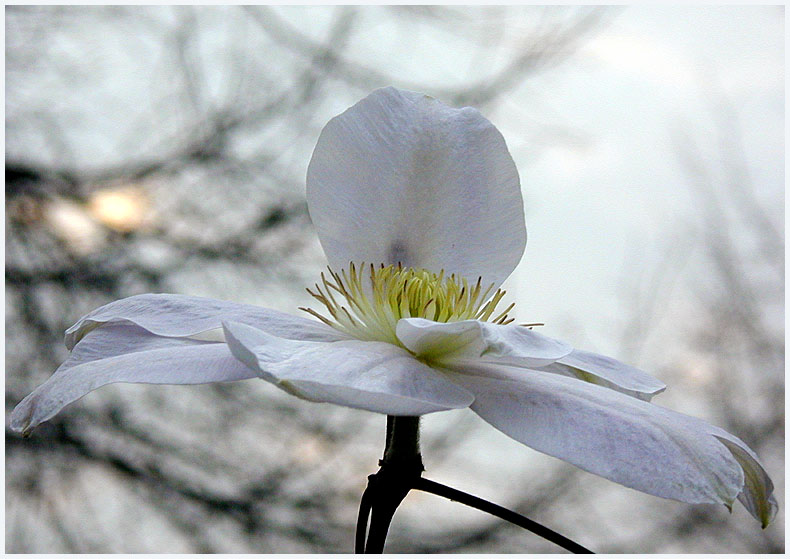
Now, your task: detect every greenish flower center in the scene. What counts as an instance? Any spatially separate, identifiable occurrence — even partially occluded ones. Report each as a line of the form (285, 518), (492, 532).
(300, 262), (516, 345)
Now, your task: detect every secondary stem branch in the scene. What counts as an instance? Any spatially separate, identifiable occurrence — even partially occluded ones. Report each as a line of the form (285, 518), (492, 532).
(413, 477), (592, 554)
(355, 415), (592, 554)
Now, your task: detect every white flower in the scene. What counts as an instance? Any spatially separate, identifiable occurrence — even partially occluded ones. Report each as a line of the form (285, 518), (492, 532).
(11, 87), (776, 528)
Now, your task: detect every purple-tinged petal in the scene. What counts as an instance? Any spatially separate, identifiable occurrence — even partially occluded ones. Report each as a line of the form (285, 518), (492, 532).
(454, 369), (760, 516)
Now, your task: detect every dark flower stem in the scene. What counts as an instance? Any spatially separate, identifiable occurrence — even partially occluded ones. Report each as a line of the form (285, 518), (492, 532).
(356, 415), (423, 553)
(355, 415), (593, 554)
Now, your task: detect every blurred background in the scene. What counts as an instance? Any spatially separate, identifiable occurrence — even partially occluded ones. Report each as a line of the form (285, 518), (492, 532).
(5, 5), (783, 553)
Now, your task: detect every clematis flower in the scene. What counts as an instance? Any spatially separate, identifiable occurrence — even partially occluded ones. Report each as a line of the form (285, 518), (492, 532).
(11, 87), (776, 529)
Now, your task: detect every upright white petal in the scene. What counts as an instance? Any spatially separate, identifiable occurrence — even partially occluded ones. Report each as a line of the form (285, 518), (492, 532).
(307, 87), (526, 289)
(396, 317), (572, 367)
(536, 348), (666, 401)
(223, 321), (474, 416)
(65, 293), (346, 349)
(10, 324), (256, 435)
(455, 370), (751, 512)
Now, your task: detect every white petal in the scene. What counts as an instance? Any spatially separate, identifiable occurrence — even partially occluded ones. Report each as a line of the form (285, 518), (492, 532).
(307, 87), (526, 289)
(65, 293), (346, 349)
(220, 319), (303, 384)
(535, 348), (666, 401)
(396, 317), (572, 367)
(712, 435), (778, 528)
(223, 321), (474, 416)
(11, 323), (255, 435)
(455, 370), (747, 509)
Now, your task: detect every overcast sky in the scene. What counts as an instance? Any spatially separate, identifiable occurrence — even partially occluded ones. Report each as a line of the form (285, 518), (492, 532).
(497, 6), (783, 352)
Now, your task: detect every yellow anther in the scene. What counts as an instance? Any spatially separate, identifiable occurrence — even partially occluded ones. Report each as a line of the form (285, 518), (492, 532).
(301, 263), (518, 345)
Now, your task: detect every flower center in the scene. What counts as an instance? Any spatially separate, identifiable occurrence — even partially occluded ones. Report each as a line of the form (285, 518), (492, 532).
(300, 262), (516, 345)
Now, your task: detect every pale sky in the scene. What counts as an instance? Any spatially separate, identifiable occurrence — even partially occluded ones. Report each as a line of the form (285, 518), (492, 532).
(498, 6), (784, 353)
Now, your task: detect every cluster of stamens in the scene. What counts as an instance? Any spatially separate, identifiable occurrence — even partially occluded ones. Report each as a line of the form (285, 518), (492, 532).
(300, 262), (517, 345)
